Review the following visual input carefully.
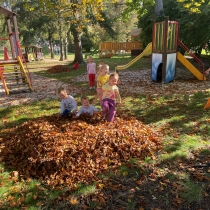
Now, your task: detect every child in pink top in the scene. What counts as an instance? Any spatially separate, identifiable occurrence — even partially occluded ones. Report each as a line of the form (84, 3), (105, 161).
(205, 68), (210, 74)
(93, 73), (122, 122)
(87, 56), (96, 89)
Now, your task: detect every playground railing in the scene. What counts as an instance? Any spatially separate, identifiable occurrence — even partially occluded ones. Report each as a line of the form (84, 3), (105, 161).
(178, 40), (205, 80)
(16, 40), (32, 86)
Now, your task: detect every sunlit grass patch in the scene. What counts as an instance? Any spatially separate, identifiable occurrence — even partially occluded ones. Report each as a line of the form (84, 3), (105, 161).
(74, 184), (96, 196)
(0, 100), (60, 130)
(159, 135), (208, 163)
(35, 67), (86, 83)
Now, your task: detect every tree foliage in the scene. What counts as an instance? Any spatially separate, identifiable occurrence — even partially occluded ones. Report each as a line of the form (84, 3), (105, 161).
(13, 2), (53, 46)
(16, 0), (119, 63)
(125, 0), (210, 49)
(5, 0), (209, 61)
(176, 0), (210, 49)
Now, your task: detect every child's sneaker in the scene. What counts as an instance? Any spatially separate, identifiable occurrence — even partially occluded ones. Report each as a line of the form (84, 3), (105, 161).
(102, 114), (107, 121)
(102, 109), (108, 121)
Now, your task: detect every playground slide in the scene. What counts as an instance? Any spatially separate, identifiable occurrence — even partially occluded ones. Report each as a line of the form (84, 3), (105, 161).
(115, 42), (152, 71)
(177, 51), (206, 81)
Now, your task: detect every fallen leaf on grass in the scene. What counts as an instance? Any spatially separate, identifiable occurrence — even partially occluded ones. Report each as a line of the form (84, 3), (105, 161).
(70, 197), (78, 205)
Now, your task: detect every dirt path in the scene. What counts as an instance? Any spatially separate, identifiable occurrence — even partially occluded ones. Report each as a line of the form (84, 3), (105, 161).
(0, 74), (82, 107)
(1, 67), (210, 108)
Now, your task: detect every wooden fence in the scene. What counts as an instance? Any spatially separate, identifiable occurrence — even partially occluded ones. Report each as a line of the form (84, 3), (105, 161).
(99, 41), (142, 58)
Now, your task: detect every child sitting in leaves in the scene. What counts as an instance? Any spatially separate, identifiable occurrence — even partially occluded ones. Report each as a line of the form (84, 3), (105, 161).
(74, 96), (99, 118)
(93, 72), (122, 122)
(58, 87), (78, 117)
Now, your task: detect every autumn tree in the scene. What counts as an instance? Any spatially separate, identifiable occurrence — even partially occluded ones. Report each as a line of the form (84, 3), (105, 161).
(81, 0), (140, 55)
(124, 0), (210, 50)
(14, 0), (118, 64)
(176, 0), (210, 51)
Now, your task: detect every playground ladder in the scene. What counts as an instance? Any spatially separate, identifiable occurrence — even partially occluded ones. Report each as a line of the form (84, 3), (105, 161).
(0, 56), (33, 95)
(178, 40), (205, 80)
(16, 40), (32, 85)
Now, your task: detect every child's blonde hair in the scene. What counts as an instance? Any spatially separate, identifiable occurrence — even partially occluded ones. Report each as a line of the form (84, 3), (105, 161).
(109, 72), (119, 80)
(101, 64), (109, 71)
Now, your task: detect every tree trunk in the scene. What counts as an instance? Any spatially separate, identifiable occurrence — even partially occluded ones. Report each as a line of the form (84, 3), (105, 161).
(48, 29), (54, 59)
(59, 40), (64, 61)
(49, 40), (54, 58)
(64, 33), (68, 60)
(71, 26), (85, 64)
(58, 15), (64, 61)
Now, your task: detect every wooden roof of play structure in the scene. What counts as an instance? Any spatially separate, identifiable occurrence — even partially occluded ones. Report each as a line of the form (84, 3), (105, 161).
(0, 6), (17, 17)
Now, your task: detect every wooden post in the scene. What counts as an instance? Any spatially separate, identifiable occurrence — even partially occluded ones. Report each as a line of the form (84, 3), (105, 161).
(174, 20), (179, 80)
(13, 14), (21, 58)
(6, 17), (16, 59)
(13, 15), (19, 42)
(162, 16), (169, 85)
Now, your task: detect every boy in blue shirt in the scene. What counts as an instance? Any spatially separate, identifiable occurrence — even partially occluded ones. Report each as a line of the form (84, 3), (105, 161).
(74, 96), (99, 118)
(58, 87), (78, 117)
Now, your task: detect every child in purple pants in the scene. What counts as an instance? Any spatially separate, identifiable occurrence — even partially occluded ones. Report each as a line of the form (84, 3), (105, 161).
(94, 72), (122, 122)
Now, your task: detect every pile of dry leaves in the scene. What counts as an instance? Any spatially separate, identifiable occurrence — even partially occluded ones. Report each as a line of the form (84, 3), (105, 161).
(0, 113), (161, 188)
(46, 65), (73, 73)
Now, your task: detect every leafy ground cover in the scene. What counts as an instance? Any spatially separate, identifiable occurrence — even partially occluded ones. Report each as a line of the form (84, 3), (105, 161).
(0, 55), (210, 209)
(0, 114), (161, 206)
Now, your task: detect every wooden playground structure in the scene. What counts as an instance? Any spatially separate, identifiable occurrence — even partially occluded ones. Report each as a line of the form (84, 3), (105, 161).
(21, 45), (44, 62)
(0, 7), (33, 95)
(115, 16), (206, 84)
(152, 16), (205, 83)
(99, 41), (142, 58)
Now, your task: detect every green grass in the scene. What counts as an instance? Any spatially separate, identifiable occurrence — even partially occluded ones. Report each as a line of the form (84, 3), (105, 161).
(36, 67), (86, 83)
(0, 96), (209, 209)
(0, 100), (60, 130)
(179, 180), (203, 203)
(1, 55), (210, 209)
(25, 52), (152, 88)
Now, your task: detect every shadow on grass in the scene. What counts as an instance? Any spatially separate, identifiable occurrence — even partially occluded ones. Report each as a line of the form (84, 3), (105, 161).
(0, 107), (12, 120)
(129, 92), (210, 137)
